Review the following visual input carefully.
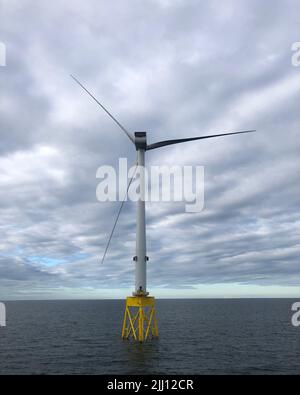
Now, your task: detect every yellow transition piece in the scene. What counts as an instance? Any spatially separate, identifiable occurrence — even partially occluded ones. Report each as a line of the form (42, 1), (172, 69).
(122, 296), (159, 342)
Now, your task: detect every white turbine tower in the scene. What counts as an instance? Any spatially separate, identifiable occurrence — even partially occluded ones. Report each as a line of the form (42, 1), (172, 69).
(71, 75), (255, 341)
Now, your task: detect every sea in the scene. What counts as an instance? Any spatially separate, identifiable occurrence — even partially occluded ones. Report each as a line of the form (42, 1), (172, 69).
(0, 299), (299, 375)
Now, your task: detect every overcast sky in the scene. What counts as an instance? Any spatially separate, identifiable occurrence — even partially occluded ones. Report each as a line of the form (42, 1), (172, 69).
(0, 0), (300, 299)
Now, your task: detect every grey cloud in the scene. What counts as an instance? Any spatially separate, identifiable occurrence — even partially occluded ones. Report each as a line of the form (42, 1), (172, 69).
(0, 0), (300, 298)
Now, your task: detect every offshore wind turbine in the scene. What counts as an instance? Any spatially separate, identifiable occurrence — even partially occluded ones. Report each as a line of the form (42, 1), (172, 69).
(71, 75), (255, 341)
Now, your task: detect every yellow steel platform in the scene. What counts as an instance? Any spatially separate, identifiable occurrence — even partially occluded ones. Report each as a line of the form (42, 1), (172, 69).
(122, 296), (159, 342)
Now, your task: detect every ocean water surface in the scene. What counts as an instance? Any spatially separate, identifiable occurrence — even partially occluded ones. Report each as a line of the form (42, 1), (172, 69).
(0, 299), (299, 375)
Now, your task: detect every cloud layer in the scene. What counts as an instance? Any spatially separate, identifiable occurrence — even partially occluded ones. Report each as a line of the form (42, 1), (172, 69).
(0, 0), (300, 299)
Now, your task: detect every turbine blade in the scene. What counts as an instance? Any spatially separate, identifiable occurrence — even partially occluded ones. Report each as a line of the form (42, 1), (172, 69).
(100, 163), (138, 265)
(70, 75), (135, 144)
(146, 130), (256, 151)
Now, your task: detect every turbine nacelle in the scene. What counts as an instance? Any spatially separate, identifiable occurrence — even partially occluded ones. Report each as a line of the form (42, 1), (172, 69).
(134, 131), (147, 150)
